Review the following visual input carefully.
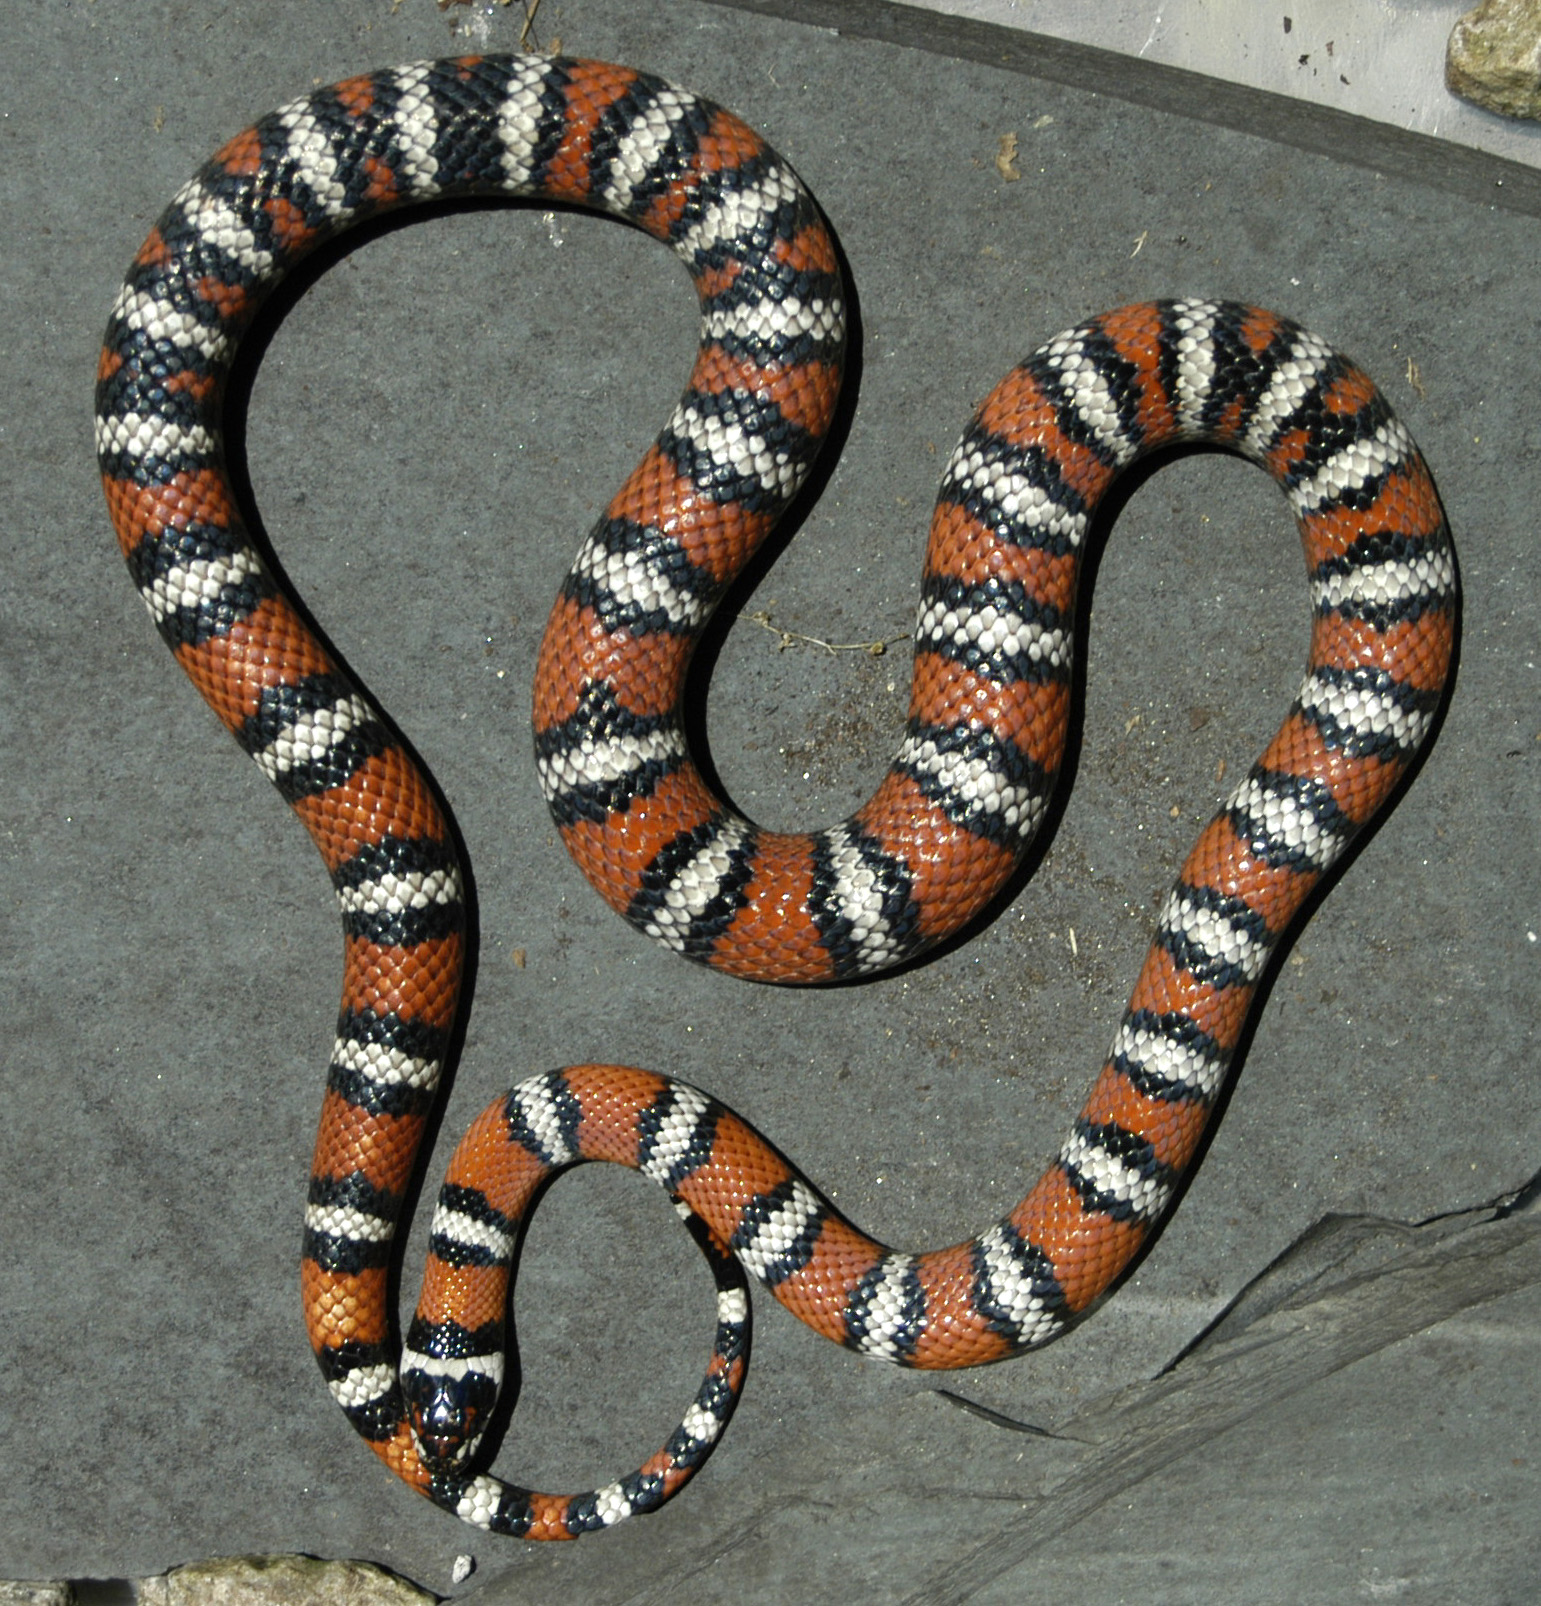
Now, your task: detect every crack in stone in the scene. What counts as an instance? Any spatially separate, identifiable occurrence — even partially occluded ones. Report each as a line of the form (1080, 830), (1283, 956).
(902, 1172), (1541, 1605)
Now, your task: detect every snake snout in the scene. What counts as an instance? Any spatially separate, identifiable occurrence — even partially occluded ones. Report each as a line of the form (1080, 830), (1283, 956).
(402, 1358), (500, 1472)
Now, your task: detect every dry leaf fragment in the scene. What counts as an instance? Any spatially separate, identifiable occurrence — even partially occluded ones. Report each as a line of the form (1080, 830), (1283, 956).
(995, 132), (1021, 182)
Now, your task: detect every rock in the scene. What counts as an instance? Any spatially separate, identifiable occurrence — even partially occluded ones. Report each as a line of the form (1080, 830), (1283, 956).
(0, 1585), (73, 1606)
(138, 1554), (437, 1605)
(1446, 0), (1541, 119)
(1, 1554), (439, 1605)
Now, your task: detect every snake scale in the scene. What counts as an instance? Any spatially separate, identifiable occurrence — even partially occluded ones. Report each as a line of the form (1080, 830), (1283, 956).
(96, 55), (1457, 1539)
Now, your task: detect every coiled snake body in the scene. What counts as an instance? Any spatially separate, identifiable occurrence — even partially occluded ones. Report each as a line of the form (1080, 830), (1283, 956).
(97, 56), (1457, 1539)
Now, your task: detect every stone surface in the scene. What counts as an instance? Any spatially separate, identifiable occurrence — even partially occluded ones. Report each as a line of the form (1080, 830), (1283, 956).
(1447, 0), (1541, 120)
(711, 0), (1541, 194)
(2, 0), (1538, 1601)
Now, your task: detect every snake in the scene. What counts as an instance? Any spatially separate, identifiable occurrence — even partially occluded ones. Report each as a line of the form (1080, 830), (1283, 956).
(96, 55), (1458, 1541)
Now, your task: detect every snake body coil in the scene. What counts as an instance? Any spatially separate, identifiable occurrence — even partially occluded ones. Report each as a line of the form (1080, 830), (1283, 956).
(97, 56), (1457, 1539)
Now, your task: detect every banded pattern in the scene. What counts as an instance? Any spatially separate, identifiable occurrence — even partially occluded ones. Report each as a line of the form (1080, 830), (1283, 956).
(96, 51), (837, 1542)
(98, 57), (1458, 1539)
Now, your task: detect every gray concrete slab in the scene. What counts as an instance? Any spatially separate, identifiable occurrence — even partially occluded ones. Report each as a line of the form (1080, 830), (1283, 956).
(934, 0), (1541, 161)
(710, 0), (1541, 214)
(1, 0), (1536, 1601)
(722, 0), (1541, 173)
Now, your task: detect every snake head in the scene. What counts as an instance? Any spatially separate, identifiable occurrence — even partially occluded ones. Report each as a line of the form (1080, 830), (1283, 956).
(401, 1347), (503, 1473)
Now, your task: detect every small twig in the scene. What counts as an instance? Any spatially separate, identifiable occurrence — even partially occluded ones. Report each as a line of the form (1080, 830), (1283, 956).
(748, 609), (907, 657)
(520, 0), (546, 50)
